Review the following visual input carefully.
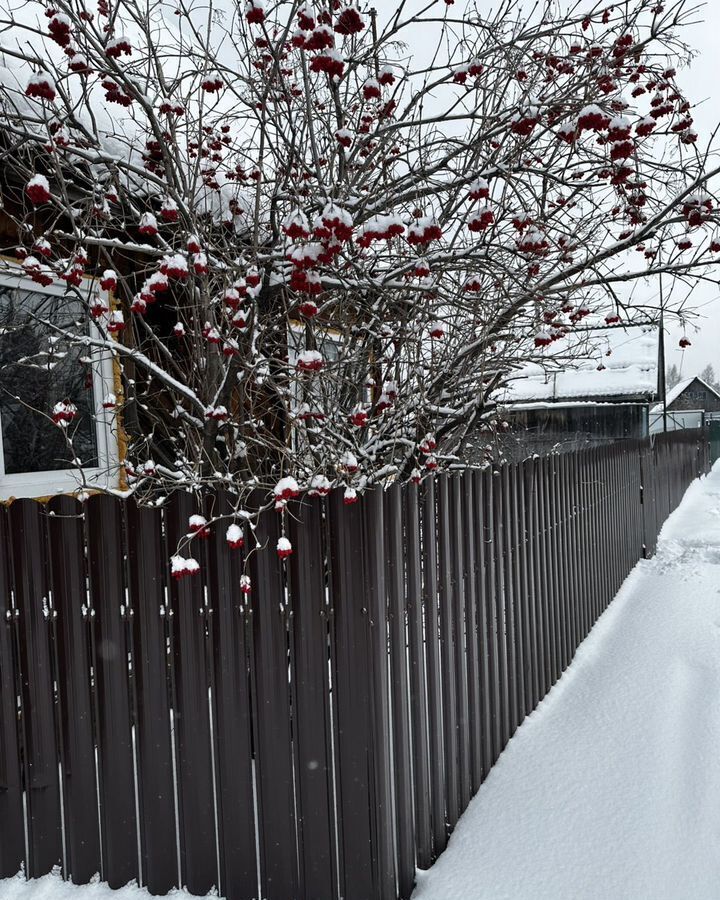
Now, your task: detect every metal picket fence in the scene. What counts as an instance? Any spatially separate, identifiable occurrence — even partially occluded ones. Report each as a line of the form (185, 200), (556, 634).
(0, 430), (709, 900)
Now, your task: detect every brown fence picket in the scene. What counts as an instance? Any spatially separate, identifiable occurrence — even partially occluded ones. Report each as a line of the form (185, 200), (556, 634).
(287, 498), (337, 900)
(482, 467), (502, 762)
(450, 476), (471, 812)
(208, 504), (257, 900)
(491, 469), (511, 748)
(404, 485), (432, 869)
(164, 494), (217, 896)
(420, 479), (446, 856)
(555, 455), (571, 670)
(462, 472), (483, 791)
(328, 491), (379, 900)
(8, 500), (62, 878)
(363, 490), (396, 900)
(385, 485), (415, 900)
(473, 470), (494, 778)
(524, 460), (544, 705)
(85, 495), (137, 889)
(47, 496), (101, 884)
(0, 505), (24, 879)
(514, 464), (533, 718)
(125, 503), (178, 895)
(437, 475), (459, 830)
(247, 507), (299, 900)
(501, 464), (521, 734)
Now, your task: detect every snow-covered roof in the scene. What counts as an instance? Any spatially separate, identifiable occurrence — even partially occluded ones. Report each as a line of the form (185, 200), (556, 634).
(650, 376), (720, 414)
(498, 325), (659, 405)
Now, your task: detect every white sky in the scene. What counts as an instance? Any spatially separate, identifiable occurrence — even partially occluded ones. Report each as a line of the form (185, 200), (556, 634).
(664, 3), (720, 378)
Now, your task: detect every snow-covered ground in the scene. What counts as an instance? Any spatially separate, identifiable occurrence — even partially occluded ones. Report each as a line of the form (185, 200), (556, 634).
(0, 875), (203, 900)
(413, 462), (720, 900)
(3, 465), (720, 900)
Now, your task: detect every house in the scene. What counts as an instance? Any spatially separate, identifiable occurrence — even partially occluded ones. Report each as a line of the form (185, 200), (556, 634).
(494, 325), (659, 460)
(0, 261), (121, 500)
(649, 376), (720, 433)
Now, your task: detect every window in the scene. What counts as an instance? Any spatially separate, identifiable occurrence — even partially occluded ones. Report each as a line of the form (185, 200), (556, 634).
(0, 267), (119, 499)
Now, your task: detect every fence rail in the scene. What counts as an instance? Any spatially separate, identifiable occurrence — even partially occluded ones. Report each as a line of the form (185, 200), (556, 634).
(0, 431), (709, 900)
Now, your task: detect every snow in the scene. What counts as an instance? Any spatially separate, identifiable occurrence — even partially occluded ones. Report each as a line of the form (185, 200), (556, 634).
(0, 872), (202, 900)
(412, 463), (720, 900)
(499, 325), (658, 403)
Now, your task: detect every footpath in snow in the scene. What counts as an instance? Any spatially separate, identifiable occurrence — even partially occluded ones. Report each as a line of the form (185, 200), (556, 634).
(3, 466), (720, 900)
(412, 462), (720, 900)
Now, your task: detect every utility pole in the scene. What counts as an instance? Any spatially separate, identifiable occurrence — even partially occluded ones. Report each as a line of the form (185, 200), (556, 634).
(656, 258), (668, 434)
(658, 308), (668, 433)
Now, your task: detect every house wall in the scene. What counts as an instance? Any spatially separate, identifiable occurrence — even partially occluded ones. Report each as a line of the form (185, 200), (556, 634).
(667, 378), (720, 413)
(496, 403), (649, 462)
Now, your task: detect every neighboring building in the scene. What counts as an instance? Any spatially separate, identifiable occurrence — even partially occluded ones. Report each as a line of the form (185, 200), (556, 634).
(494, 325), (658, 460)
(657, 376), (720, 413)
(649, 376), (720, 434)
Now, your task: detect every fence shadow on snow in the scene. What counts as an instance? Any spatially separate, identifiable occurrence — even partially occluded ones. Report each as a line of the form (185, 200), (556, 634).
(0, 430), (709, 900)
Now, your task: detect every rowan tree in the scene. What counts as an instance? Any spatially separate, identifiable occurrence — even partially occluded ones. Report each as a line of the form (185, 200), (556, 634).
(0, 0), (719, 565)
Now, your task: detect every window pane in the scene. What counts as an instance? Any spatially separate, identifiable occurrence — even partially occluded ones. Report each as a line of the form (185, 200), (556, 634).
(0, 283), (98, 475)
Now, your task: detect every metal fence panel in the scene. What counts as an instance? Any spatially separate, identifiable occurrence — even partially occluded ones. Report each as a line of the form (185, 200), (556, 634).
(0, 431), (709, 900)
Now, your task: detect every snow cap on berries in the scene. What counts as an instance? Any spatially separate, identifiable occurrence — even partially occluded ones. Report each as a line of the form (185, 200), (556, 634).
(188, 514), (210, 537)
(26, 174), (51, 205)
(274, 476), (300, 501)
(171, 555), (200, 579)
(226, 523), (244, 548)
(277, 536), (293, 559)
(26, 71), (56, 101)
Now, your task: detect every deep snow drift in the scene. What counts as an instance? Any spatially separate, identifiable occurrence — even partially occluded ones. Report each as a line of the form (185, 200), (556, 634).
(412, 463), (720, 900)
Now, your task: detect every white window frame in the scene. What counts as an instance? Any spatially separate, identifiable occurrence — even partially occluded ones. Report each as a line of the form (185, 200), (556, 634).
(0, 265), (120, 500)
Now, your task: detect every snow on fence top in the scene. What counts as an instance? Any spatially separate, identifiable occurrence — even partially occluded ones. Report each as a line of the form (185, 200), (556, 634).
(498, 325), (658, 405)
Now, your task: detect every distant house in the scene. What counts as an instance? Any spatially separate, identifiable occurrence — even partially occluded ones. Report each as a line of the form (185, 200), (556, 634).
(494, 325), (659, 459)
(649, 376), (720, 433)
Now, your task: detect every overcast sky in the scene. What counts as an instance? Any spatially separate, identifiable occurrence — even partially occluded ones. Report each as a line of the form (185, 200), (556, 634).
(665, 3), (720, 378)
